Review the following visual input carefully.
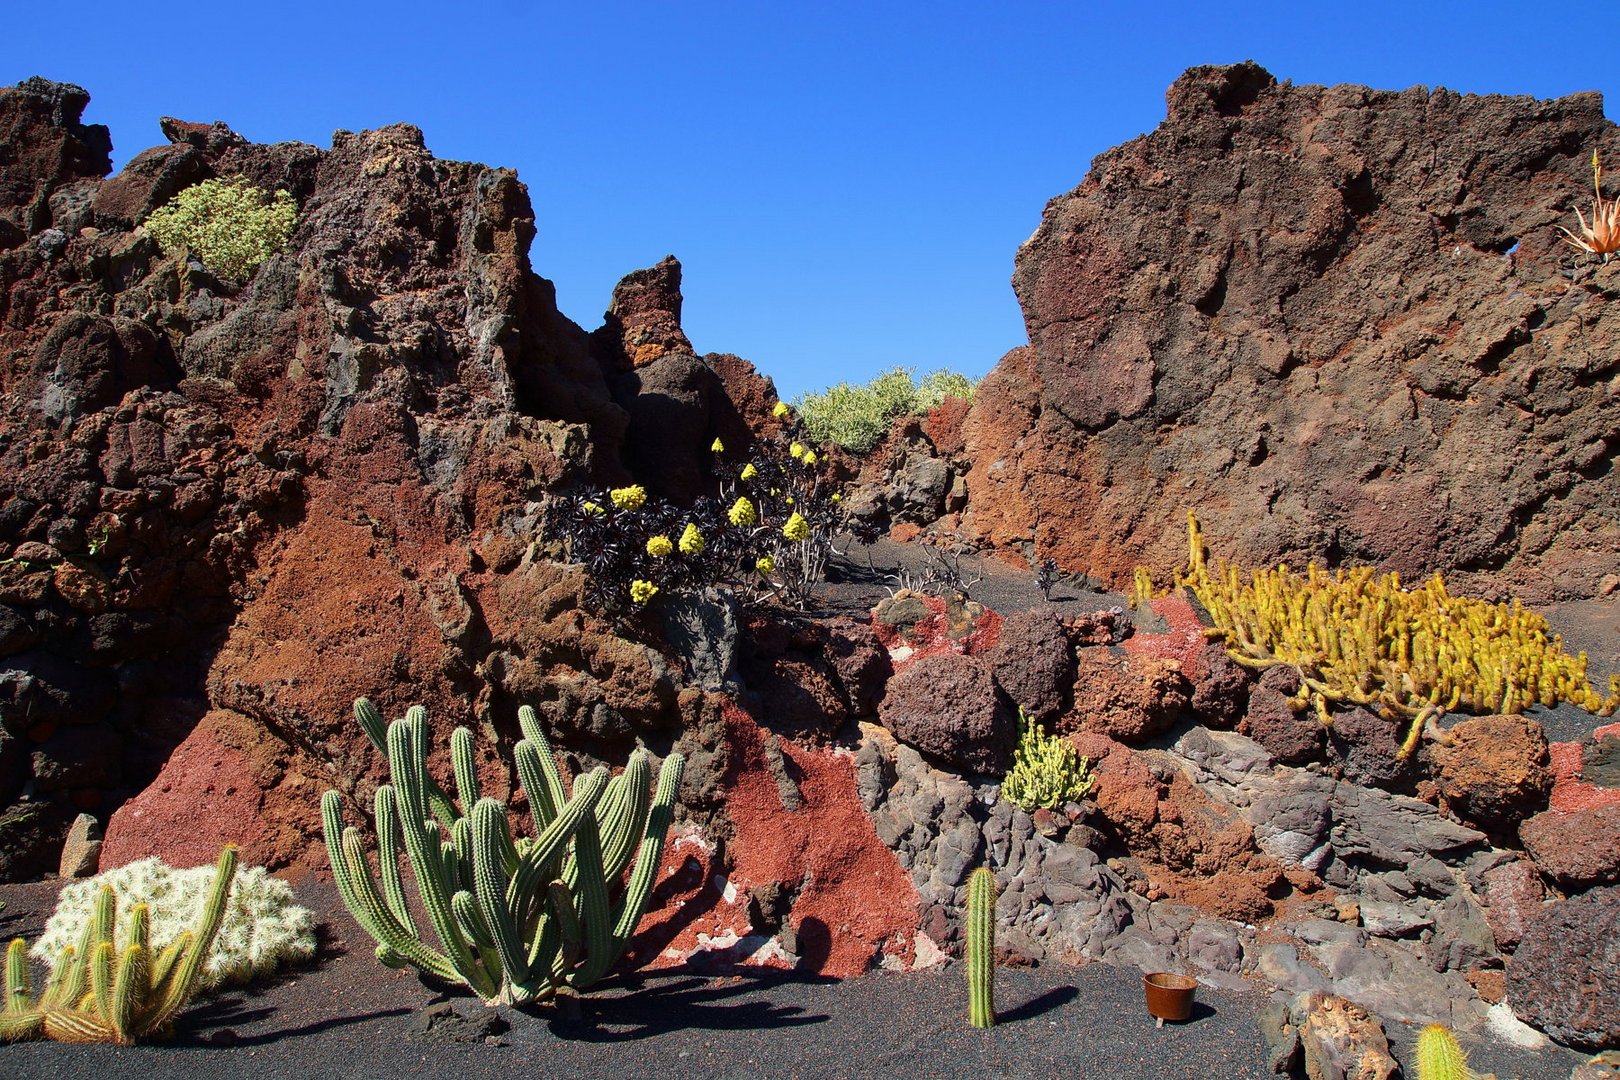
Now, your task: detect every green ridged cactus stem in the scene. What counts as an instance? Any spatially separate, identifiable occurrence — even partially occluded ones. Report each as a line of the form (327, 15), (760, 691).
(966, 866), (996, 1029)
(323, 698), (685, 1006)
(1414, 1024), (1474, 1080)
(1, 844), (238, 1046)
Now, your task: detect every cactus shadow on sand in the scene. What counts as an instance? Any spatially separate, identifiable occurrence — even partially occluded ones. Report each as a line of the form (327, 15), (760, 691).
(538, 968), (837, 1043)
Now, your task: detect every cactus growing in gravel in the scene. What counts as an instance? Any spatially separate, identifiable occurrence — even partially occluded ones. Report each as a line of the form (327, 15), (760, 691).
(1414, 1024), (1474, 1080)
(966, 866), (996, 1029)
(2, 845), (238, 1045)
(34, 856), (314, 991)
(323, 698), (685, 1006)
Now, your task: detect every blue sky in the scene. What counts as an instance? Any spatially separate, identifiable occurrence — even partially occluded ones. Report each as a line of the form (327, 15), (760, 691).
(7, 2), (1615, 401)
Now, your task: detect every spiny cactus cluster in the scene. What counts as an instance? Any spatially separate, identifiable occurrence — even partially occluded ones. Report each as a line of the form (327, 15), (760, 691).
(323, 698), (684, 1006)
(1001, 708), (1094, 812)
(34, 856), (315, 992)
(1178, 512), (1619, 745)
(966, 866), (996, 1029)
(2, 845), (237, 1046)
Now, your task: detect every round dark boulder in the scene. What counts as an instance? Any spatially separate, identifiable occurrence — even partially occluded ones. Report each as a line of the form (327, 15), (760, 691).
(878, 652), (1015, 774)
(987, 608), (1073, 724)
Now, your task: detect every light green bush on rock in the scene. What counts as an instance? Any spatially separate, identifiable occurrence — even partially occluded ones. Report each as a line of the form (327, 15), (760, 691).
(141, 176), (297, 281)
(32, 856), (316, 992)
(793, 366), (978, 453)
(1002, 708), (1094, 812)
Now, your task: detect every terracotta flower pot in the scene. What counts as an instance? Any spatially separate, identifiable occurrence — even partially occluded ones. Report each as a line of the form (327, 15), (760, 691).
(1143, 972), (1197, 1024)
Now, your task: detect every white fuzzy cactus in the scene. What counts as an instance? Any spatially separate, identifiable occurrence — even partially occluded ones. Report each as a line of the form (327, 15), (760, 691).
(32, 856), (316, 992)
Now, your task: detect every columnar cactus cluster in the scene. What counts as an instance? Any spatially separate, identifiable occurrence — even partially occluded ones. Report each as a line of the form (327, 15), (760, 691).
(1178, 512), (1619, 743)
(1001, 708), (1094, 812)
(322, 698), (685, 1006)
(1, 845), (238, 1046)
(966, 866), (996, 1029)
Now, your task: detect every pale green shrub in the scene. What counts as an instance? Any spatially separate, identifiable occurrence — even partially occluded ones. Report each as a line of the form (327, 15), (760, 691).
(1002, 708), (1094, 811)
(794, 366), (978, 453)
(142, 177), (297, 281)
(32, 856), (316, 991)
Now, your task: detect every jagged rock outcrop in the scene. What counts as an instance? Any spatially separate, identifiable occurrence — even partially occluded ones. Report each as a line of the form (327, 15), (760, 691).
(0, 77), (779, 877)
(964, 61), (1620, 603)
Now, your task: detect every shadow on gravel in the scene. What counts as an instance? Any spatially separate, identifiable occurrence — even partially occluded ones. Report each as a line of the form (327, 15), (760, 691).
(997, 984), (1080, 1023)
(545, 969), (836, 1042)
(177, 995), (414, 1046)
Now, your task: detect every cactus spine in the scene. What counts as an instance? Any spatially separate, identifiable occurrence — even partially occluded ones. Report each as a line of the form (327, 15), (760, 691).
(1414, 1024), (1474, 1080)
(966, 866), (996, 1028)
(1, 844), (238, 1046)
(323, 698), (685, 1006)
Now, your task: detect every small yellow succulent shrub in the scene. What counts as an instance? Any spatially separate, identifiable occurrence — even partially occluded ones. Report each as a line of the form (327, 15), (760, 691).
(1002, 708), (1094, 811)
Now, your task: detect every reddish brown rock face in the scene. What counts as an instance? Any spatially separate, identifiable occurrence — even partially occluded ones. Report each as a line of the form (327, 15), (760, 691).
(964, 61), (1620, 604)
(1519, 803), (1620, 889)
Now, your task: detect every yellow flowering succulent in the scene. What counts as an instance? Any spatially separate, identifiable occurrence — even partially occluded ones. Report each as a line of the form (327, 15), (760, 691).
(728, 497), (757, 527)
(678, 523), (705, 555)
(772, 401), (791, 418)
(802, 450), (818, 467)
(582, 500), (604, 516)
(711, 437), (725, 453)
(789, 442), (806, 460)
(782, 512), (810, 542)
(756, 556), (775, 574)
(609, 485), (647, 510)
(630, 579), (659, 605)
(646, 535), (674, 557)
(740, 463), (759, 482)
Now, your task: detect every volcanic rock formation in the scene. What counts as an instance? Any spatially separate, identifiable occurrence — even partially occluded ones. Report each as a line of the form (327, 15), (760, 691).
(964, 61), (1620, 604)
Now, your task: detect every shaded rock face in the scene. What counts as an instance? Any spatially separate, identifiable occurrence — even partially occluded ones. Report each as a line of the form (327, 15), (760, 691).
(965, 61), (1620, 604)
(0, 77), (781, 877)
(1507, 886), (1620, 1051)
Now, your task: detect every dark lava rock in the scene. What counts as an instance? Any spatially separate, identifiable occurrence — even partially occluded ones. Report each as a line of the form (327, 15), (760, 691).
(1507, 886), (1620, 1051)
(987, 607), (1073, 724)
(1240, 683), (1324, 766)
(878, 652), (1015, 774)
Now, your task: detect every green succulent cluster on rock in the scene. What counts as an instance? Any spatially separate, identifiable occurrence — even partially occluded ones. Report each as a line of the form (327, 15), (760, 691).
(1001, 708), (1094, 812)
(142, 176), (296, 281)
(323, 698), (684, 1006)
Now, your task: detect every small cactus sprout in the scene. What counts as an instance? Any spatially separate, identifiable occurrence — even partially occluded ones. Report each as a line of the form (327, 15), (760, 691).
(966, 866), (996, 1028)
(1414, 1024), (1474, 1080)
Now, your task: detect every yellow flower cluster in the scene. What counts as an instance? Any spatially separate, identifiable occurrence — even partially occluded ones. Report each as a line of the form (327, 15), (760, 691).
(711, 437), (725, 453)
(789, 442), (806, 459)
(609, 485), (647, 510)
(756, 556), (775, 574)
(728, 497), (757, 527)
(740, 464), (758, 481)
(772, 402), (791, 419)
(630, 579), (658, 605)
(678, 523), (704, 555)
(646, 535), (673, 557)
(782, 512), (810, 542)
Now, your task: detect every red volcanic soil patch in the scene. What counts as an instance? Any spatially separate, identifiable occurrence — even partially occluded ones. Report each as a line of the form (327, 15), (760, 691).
(634, 705), (920, 978)
(1121, 593), (1207, 671)
(1548, 720), (1620, 813)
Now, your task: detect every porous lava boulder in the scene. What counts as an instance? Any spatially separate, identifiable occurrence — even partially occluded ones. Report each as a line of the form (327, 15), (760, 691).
(1327, 706), (1415, 791)
(878, 652), (1015, 774)
(986, 607), (1073, 724)
(1189, 641), (1250, 728)
(1519, 804), (1620, 889)
(1477, 857), (1547, 952)
(963, 60), (1620, 604)
(738, 612), (889, 738)
(1427, 715), (1552, 832)
(1507, 886), (1620, 1051)
(1240, 667), (1326, 766)
(1063, 650), (1190, 744)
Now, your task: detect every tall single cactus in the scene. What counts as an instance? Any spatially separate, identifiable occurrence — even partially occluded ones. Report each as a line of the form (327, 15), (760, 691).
(966, 866), (996, 1028)
(323, 698), (685, 1006)
(1, 844), (238, 1046)
(1414, 1024), (1474, 1080)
